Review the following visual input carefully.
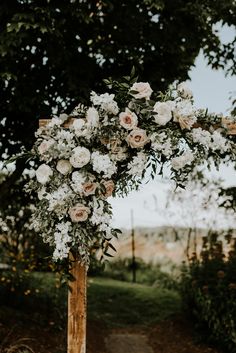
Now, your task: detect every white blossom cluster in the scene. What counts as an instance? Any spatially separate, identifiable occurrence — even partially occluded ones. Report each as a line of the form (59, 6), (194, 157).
(25, 79), (235, 265)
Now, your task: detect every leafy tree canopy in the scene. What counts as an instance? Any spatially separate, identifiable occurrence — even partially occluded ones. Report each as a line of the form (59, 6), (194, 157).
(0, 0), (235, 157)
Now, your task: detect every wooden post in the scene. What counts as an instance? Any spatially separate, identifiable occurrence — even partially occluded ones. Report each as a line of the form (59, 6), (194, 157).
(68, 258), (87, 353)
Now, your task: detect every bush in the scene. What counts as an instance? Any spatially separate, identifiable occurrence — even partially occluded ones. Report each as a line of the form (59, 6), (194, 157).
(98, 257), (178, 290)
(181, 230), (236, 353)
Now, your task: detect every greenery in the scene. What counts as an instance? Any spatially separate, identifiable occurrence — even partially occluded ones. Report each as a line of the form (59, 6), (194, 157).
(91, 257), (179, 290)
(0, 272), (181, 328)
(181, 230), (236, 353)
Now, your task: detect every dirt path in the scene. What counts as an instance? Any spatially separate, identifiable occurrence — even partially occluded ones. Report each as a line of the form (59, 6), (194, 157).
(106, 332), (153, 353)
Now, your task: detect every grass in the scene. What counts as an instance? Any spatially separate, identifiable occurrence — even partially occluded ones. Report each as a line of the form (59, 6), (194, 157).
(88, 277), (181, 327)
(0, 272), (181, 328)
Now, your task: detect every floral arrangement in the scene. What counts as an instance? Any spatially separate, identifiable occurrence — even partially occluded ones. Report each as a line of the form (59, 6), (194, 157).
(25, 71), (235, 265)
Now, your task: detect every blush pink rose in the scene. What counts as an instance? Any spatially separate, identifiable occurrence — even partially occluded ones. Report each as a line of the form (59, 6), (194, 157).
(68, 203), (90, 222)
(102, 180), (115, 198)
(119, 108), (138, 130)
(82, 182), (97, 196)
(130, 82), (153, 100)
(126, 129), (149, 148)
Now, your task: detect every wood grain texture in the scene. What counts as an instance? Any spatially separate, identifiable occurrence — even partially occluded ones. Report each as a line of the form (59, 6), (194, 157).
(68, 259), (87, 353)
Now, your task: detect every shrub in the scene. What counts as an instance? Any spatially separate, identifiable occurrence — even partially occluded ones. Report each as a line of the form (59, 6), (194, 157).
(181, 230), (236, 352)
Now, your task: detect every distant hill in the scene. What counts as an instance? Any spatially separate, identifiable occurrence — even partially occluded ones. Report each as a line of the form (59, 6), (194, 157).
(110, 226), (233, 266)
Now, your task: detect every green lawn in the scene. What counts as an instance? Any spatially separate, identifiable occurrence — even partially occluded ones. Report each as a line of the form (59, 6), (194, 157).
(0, 273), (181, 328)
(88, 277), (181, 327)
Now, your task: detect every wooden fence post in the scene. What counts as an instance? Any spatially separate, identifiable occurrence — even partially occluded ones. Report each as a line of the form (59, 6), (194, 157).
(68, 258), (87, 353)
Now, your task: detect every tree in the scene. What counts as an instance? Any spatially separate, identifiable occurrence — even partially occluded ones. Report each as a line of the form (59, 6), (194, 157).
(0, 0), (235, 160)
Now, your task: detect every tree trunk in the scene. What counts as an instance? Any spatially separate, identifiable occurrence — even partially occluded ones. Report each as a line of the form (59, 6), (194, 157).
(68, 258), (87, 353)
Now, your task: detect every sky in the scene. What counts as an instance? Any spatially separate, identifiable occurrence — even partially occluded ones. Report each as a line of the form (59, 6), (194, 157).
(110, 26), (236, 230)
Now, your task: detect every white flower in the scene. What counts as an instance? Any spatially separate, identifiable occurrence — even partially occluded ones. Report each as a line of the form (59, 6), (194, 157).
(45, 184), (73, 214)
(69, 146), (90, 168)
(71, 171), (86, 193)
(150, 132), (173, 157)
(127, 152), (147, 177)
(126, 128), (149, 148)
(37, 187), (47, 200)
(90, 199), (111, 226)
(153, 101), (173, 126)
(119, 108), (138, 130)
(191, 128), (211, 148)
(173, 100), (197, 129)
(177, 82), (193, 99)
(56, 160), (72, 175)
(91, 151), (117, 178)
(90, 92), (119, 115)
(130, 82), (153, 100)
(171, 151), (194, 170)
(35, 164), (53, 184)
(53, 221), (72, 260)
(38, 139), (55, 155)
(211, 131), (229, 153)
(86, 107), (99, 128)
(72, 118), (86, 137)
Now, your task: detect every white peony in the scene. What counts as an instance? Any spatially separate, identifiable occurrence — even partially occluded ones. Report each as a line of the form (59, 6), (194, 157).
(177, 82), (193, 99)
(130, 82), (153, 100)
(56, 160), (72, 175)
(35, 164), (53, 184)
(119, 108), (138, 130)
(153, 101), (173, 126)
(69, 146), (90, 168)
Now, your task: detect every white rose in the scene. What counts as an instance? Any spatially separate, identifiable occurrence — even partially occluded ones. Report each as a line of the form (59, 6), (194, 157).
(35, 164), (53, 184)
(68, 203), (90, 222)
(86, 107), (99, 128)
(153, 101), (173, 125)
(177, 82), (193, 99)
(126, 128), (149, 148)
(130, 82), (153, 100)
(119, 108), (138, 130)
(38, 139), (55, 155)
(56, 160), (72, 175)
(69, 147), (90, 168)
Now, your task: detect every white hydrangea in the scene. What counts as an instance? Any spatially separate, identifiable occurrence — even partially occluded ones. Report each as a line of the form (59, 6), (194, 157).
(90, 199), (111, 226)
(191, 127), (212, 148)
(45, 184), (73, 214)
(127, 152), (147, 177)
(171, 151), (194, 170)
(173, 99), (197, 129)
(211, 131), (229, 153)
(91, 151), (117, 178)
(53, 221), (72, 260)
(90, 92), (119, 115)
(150, 132), (173, 157)
(71, 171), (86, 193)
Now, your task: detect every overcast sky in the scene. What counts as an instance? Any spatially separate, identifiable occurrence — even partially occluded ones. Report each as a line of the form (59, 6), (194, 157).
(111, 25), (236, 230)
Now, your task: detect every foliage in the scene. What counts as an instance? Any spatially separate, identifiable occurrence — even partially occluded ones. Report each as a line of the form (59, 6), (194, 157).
(0, 272), (181, 328)
(181, 230), (236, 353)
(96, 257), (179, 290)
(0, 0), (235, 160)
